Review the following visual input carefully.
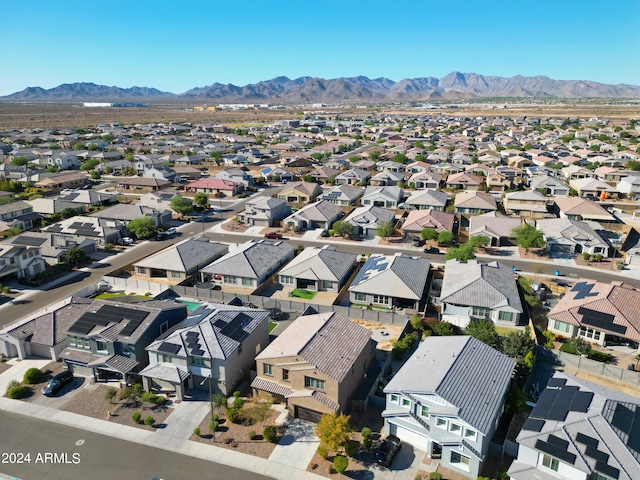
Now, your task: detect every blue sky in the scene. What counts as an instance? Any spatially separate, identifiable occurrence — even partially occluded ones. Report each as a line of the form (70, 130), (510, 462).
(1, 0), (639, 96)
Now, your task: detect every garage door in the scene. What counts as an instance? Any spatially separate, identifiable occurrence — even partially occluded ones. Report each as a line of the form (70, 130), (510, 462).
(388, 422), (430, 451)
(550, 244), (573, 254)
(67, 364), (94, 377)
(295, 406), (324, 423)
(29, 343), (51, 359)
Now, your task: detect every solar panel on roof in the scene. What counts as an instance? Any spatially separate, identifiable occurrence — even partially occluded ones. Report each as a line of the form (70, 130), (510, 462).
(596, 461), (620, 479)
(220, 312), (251, 341)
(69, 222), (84, 228)
(578, 307), (627, 335)
(547, 377), (567, 388)
(547, 386), (579, 421)
(532, 388), (559, 419)
(186, 342), (200, 349)
(547, 434), (569, 450)
(535, 439), (577, 465)
(47, 226), (63, 232)
(611, 403), (633, 433)
(185, 331), (199, 337)
(157, 342), (180, 354)
(11, 236), (46, 247)
(571, 281), (599, 300)
(191, 349), (204, 356)
(585, 446), (609, 463)
(570, 391), (594, 413)
(522, 418), (544, 432)
(576, 432), (599, 448)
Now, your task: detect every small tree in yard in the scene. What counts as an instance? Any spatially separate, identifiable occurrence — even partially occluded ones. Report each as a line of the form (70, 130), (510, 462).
(421, 227), (438, 242)
(445, 244), (476, 262)
(105, 387), (117, 403)
(127, 217), (157, 239)
(65, 247), (86, 267)
(570, 337), (591, 356)
(377, 220), (395, 240)
(193, 192), (209, 210)
(316, 412), (353, 456)
(263, 425), (278, 443)
(332, 220), (353, 238)
(334, 455), (348, 475)
(511, 223), (544, 253)
(143, 416), (155, 426)
(469, 235), (490, 249)
(465, 320), (502, 350)
(169, 195), (193, 217)
(437, 230), (454, 245)
(361, 427), (373, 451)
(23, 367), (43, 384)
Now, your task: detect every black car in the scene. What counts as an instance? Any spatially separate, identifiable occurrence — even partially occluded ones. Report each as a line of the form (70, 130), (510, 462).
(374, 435), (402, 467)
(42, 371), (74, 396)
(423, 247), (441, 254)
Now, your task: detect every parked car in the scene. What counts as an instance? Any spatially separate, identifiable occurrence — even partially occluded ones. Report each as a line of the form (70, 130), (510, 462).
(412, 237), (424, 247)
(374, 435), (402, 468)
(42, 371), (74, 396)
(264, 232), (283, 240)
(119, 237), (134, 246)
(423, 247), (441, 254)
(164, 227), (177, 236)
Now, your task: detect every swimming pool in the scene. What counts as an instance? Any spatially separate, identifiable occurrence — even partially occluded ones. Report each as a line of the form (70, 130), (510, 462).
(176, 299), (203, 311)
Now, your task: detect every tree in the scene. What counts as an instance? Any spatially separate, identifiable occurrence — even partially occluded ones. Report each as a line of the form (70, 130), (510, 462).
(626, 160), (640, 171)
(80, 159), (100, 171)
(90, 170), (101, 180)
(511, 223), (544, 253)
(61, 208), (78, 219)
(377, 220), (395, 240)
(437, 230), (454, 245)
(73, 142), (86, 151)
(315, 413), (353, 455)
(302, 174), (315, 183)
(469, 235), (490, 249)
(169, 195), (193, 217)
(3, 227), (22, 238)
(127, 217), (157, 239)
(65, 247), (87, 267)
(393, 153), (408, 164)
(368, 150), (381, 162)
(570, 337), (591, 356)
(501, 331), (536, 359)
(431, 321), (455, 336)
(193, 192), (209, 210)
(11, 156), (29, 166)
(464, 320), (501, 350)
(445, 244), (476, 262)
(421, 228), (438, 241)
(332, 220), (353, 238)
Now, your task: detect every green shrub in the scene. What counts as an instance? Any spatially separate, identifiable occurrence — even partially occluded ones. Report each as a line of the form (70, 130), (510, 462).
(344, 439), (358, 457)
(213, 413), (219, 422)
(263, 425), (278, 443)
(333, 455), (348, 474)
(132, 412), (141, 424)
(193, 427), (201, 436)
(226, 407), (242, 424)
(588, 350), (614, 363)
(318, 445), (328, 459)
(212, 421), (218, 432)
(105, 387), (117, 403)
(143, 416), (155, 426)
(233, 397), (244, 409)
(233, 391), (240, 399)
(23, 367), (43, 384)
(104, 243), (115, 250)
(594, 254), (603, 262)
(2, 286), (10, 294)
(361, 426), (372, 450)
(141, 392), (166, 405)
(583, 252), (590, 261)
(429, 473), (442, 480)
(6, 384), (30, 399)
(248, 430), (256, 440)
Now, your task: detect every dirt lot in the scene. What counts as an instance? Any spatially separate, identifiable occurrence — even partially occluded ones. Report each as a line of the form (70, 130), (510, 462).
(59, 383), (172, 430)
(190, 400), (281, 459)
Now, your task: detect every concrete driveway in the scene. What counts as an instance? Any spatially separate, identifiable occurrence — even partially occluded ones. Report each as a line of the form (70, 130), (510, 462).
(269, 418), (319, 470)
(369, 443), (425, 480)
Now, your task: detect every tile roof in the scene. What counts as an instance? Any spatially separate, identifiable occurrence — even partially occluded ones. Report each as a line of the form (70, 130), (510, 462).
(201, 239), (295, 279)
(402, 209), (455, 233)
(277, 245), (357, 282)
(134, 237), (228, 273)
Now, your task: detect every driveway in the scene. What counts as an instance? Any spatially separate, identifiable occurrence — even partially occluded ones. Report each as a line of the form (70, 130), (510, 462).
(269, 418), (319, 470)
(370, 443), (425, 480)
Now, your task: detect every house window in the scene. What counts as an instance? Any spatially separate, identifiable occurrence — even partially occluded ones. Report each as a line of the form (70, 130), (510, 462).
(304, 376), (325, 390)
(373, 294), (390, 305)
(122, 344), (134, 357)
(553, 319), (570, 333)
(171, 271), (181, 278)
(160, 322), (168, 334)
(96, 340), (108, 353)
(449, 423), (462, 435)
(242, 278), (252, 287)
(421, 406), (430, 418)
(472, 306), (489, 318)
(498, 311), (513, 322)
(191, 356), (206, 366)
(464, 428), (477, 441)
(263, 363), (273, 376)
(223, 275), (237, 284)
(542, 454), (559, 472)
(390, 394), (399, 404)
(354, 292), (366, 302)
(322, 280), (333, 290)
(450, 451), (470, 470)
(282, 369), (289, 381)
(436, 418), (448, 429)
(160, 354), (173, 363)
(401, 398), (411, 408)
(281, 275), (294, 285)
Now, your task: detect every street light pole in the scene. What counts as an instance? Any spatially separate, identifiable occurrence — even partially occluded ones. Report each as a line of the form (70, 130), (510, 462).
(200, 374), (215, 443)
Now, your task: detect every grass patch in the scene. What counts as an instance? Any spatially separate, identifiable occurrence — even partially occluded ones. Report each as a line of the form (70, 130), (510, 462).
(495, 326), (522, 335)
(268, 321), (277, 333)
(291, 289), (316, 300)
(94, 292), (149, 300)
(559, 342), (614, 363)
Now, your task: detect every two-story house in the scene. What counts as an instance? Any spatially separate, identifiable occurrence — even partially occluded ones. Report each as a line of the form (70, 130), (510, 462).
(383, 335), (515, 479)
(141, 303), (270, 399)
(0, 243), (46, 281)
(215, 167), (254, 187)
(238, 196), (291, 227)
(252, 311), (376, 422)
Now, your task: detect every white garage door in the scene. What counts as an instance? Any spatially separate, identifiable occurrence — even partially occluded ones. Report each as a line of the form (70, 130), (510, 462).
(388, 422), (430, 451)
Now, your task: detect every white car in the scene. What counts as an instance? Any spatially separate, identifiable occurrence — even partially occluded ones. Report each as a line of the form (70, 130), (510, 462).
(164, 227), (177, 236)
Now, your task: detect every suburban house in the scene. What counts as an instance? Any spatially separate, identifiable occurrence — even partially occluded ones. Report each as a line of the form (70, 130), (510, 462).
(0, 242), (46, 281)
(439, 259), (524, 328)
(569, 177), (617, 199)
(0, 200), (41, 236)
(362, 186), (404, 208)
(142, 166), (177, 183)
(215, 167), (254, 187)
(370, 169), (405, 187)
(133, 237), (228, 283)
(260, 166), (294, 183)
(34, 172), (89, 193)
(238, 197), (291, 227)
(553, 197), (616, 222)
(547, 280), (640, 346)
(562, 165), (595, 181)
(408, 171), (442, 189)
(41, 215), (122, 246)
(348, 253), (431, 311)
(503, 190), (550, 218)
(508, 372), (640, 480)
(343, 205), (396, 237)
(536, 218), (611, 258)
(404, 189), (450, 211)
(251, 311), (376, 422)
(468, 212), (521, 247)
(59, 299), (188, 381)
(335, 168), (371, 186)
(184, 177), (243, 197)
(402, 209), (455, 237)
(319, 184), (364, 206)
(47, 154), (81, 170)
(446, 172), (484, 191)
(277, 181), (323, 206)
(454, 191), (498, 215)
(530, 175), (571, 197)
(117, 177), (172, 193)
(7, 232), (96, 266)
(383, 335), (515, 479)
(616, 175), (640, 199)
(200, 239), (295, 290)
(89, 204), (172, 228)
(595, 165), (627, 186)
(282, 200), (343, 231)
(308, 166), (341, 183)
(0, 296), (93, 360)
(277, 245), (357, 292)
(141, 303), (270, 399)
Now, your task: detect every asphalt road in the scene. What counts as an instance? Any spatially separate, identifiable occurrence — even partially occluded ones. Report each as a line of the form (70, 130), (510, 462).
(0, 410), (271, 480)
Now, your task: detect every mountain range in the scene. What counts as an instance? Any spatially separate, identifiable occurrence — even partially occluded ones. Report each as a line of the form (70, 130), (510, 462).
(2, 72), (639, 102)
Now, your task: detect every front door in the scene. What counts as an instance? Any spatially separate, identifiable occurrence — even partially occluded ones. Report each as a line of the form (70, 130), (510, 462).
(431, 442), (442, 459)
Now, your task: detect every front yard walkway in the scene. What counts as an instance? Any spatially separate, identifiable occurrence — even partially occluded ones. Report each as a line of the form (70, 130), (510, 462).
(269, 418), (320, 470)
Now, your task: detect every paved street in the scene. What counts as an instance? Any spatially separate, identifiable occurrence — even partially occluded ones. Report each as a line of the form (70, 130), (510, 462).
(0, 410), (272, 480)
